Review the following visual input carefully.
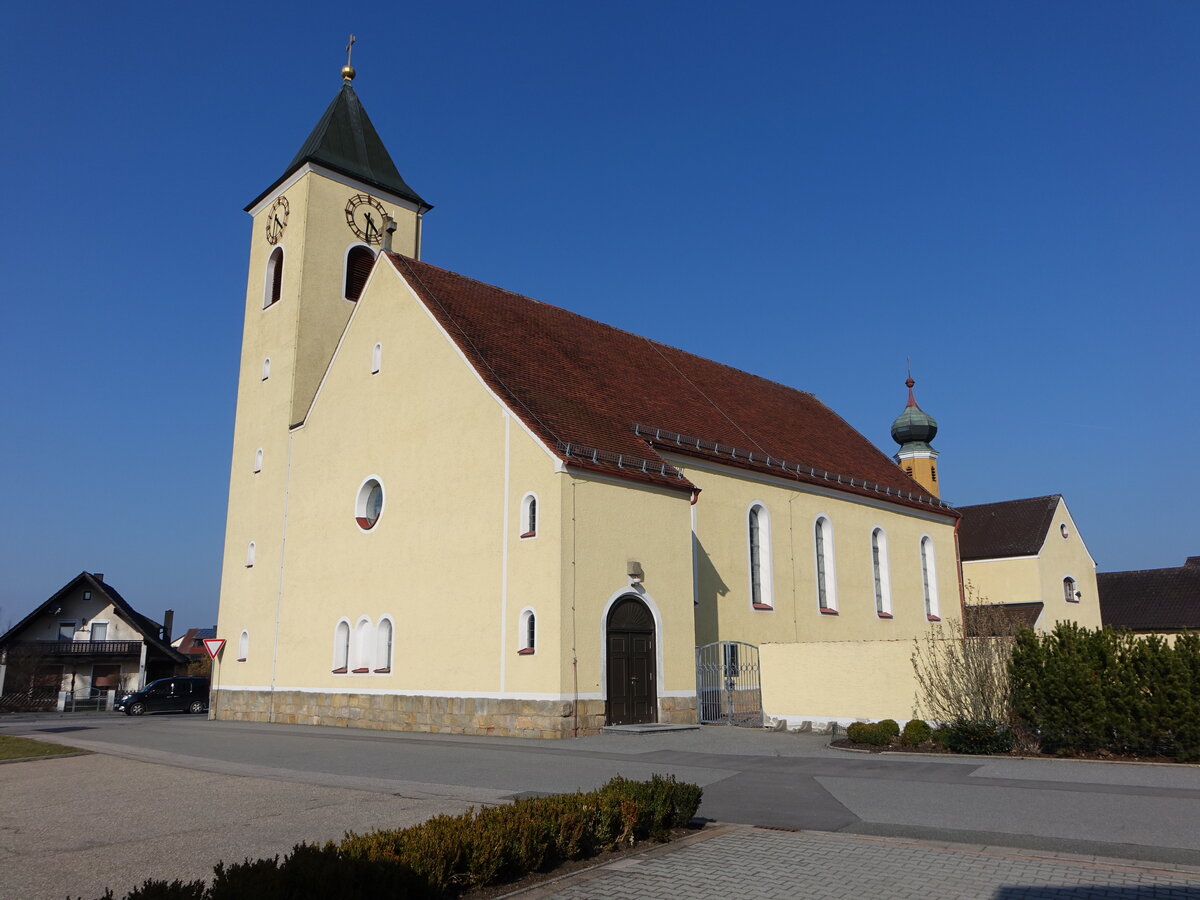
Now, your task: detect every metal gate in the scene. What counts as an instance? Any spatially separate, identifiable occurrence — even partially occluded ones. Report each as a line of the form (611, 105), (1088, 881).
(696, 641), (762, 727)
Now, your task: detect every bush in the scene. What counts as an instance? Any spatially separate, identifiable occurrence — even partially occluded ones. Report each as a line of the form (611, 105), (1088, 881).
(846, 721), (893, 746)
(944, 719), (1014, 755)
(878, 719), (901, 738)
(86, 775), (702, 900)
(931, 725), (952, 748)
(900, 719), (932, 746)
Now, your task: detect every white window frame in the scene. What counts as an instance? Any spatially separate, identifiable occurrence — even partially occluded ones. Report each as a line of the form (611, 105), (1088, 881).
(261, 357), (271, 381)
(518, 607), (537, 654)
(814, 515), (838, 613)
(921, 536), (940, 620)
(1063, 575), (1080, 603)
(253, 448), (263, 473)
(263, 246), (284, 309)
(371, 342), (382, 375)
(245, 541), (256, 568)
(748, 502), (774, 610)
(237, 629), (249, 662)
(375, 617), (393, 673)
(520, 493), (538, 539)
(90, 621), (109, 642)
(871, 527), (893, 617)
(332, 619), (351, 673)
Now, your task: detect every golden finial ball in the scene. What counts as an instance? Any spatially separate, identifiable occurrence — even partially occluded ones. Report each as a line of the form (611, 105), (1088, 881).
(342, 64), (356, 82)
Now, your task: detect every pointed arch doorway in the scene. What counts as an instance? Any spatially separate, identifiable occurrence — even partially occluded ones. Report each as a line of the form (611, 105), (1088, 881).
(605, 594), (657, 725)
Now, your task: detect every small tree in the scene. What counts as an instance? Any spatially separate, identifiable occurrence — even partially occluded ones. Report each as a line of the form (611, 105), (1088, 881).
(911, 585), (1021, 725)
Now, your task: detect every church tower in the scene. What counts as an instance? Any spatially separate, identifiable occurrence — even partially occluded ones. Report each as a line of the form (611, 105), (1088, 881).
(218, 56), (429, 664)
(891, 373), (940, 498)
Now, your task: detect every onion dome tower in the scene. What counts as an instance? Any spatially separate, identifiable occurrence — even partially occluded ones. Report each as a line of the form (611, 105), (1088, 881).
(891, 373), (940, 497)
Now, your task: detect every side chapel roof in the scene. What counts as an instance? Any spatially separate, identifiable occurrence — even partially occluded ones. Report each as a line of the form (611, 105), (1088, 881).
(1098, 557), (1200, 632)
(387, 253), (956, 517)
(956, 495), (1062, 561)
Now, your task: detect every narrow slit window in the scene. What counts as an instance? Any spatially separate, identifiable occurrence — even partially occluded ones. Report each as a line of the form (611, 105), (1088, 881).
(815, 516), (837, 613)
(521, 494), (537, 538)
(872, 528), (892, 617)
(371, 342), (382, 374)
(519, 608), (536, 654)
(332, 621), (350, 673)
(237, 630), (249, 662)
(749, 504), (773, 609)
(353, 619), (371, 673)
(261, 357), (271, 381)
(245, 541), (256, 568)
(921, 537), (940, 620)
(253, 448), (263, 473)
(375, 619), (393, 673)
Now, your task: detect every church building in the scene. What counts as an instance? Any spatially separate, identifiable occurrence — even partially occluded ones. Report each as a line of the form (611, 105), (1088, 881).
(214, 65), (964, 737)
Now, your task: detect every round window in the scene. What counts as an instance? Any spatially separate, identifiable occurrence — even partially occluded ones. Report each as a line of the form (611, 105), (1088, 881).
(1060, 523), (1069, 539)
(356, 478), (384, 530)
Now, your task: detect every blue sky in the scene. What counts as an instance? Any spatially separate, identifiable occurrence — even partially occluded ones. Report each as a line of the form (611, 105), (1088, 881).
(2, 2), (1197, 631)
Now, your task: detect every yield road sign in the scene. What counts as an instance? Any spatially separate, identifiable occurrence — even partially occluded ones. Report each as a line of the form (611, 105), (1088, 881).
(202, 638), (226, 660)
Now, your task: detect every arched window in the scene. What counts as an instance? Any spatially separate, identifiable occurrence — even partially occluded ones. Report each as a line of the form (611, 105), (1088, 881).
(521, 494), (538, 538)
(264, 247), (283, 309)
(749, 504), (773, 609)
(237, 630), (249, 662)
(261, 357), (271, 381)
(1063, 576), (1079, 603)
(253, 448), (263, 473)
(815, 516), (837, 613)
(375, 618), (393, 673)
(371, 342), (382, 375)
(245, 541), (256, 568)
(519, 608), (536, 654)
(332, 620), (350, 673)
(344, 245), (376, 302)
(872, 528), (892, 617)
(921, 536), (940, 620)
(353, 618), (372, 673)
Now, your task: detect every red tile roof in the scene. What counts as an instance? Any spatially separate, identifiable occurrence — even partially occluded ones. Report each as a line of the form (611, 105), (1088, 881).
(1098, 557), (1200, 631)
(957, 495), (1061, 561)
(388, 254), (954, 516)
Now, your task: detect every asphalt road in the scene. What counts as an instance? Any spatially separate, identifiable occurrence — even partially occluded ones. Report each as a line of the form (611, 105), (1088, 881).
(2, 711), (1199, 898)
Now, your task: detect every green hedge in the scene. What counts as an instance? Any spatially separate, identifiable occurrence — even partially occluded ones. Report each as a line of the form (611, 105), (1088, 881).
(82, 775), (703, 900)
(1010, 624), (1200, 760)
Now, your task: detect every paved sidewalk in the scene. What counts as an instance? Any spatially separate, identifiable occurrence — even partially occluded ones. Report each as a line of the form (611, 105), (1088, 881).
(524, 826), (1200, 899)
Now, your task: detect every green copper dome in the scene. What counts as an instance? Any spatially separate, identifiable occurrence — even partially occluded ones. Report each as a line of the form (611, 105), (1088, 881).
(891, 377), (937, 450)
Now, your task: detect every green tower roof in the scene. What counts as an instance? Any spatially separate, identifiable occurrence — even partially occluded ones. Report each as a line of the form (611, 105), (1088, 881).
(248, 77), (429, 212)
(891, 376), (938, 451)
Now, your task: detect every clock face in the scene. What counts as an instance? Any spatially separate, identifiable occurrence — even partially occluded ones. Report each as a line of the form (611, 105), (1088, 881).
(345, 194), (387, 244)
(265, 196), (289, 245)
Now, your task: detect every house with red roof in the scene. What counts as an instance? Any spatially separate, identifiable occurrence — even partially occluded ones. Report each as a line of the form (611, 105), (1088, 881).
(214, 65), (965, 736)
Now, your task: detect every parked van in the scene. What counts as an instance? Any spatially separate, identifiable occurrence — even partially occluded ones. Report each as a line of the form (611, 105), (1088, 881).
(114, 676), (210, 716)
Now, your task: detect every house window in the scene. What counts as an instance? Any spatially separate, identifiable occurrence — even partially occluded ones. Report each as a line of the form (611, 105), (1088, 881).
(264, 247), (283, 309)
(371, 342), (382, 375)
(238, 630), (249, 662)
(356, 477), (384, 531)
(519, 608), (536, 654)
(58, 621), (76, 641)
(749, 503), (773, 609)
(344, 245), (376, 301)
(872, 528), (892, 617)
(815, 516), (837, 613)
(353, 618), (372, 673)
(262, 357), (271, 381)
(91, 621), (108, 642)
(520, 494), (538, 539)
(921, 536), (940, 620)
(253, 448), (263, 473)
(245, 541), (256, 567)
(375, 618), (393, 673)
(1064, 576), (1079, 602)
(332, 620), (350, 673)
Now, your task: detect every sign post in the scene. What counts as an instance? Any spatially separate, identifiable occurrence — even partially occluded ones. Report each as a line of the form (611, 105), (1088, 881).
(202, 638), (225, 719)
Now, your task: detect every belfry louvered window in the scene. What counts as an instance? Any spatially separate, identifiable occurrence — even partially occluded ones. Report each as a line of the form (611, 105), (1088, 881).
(264, 248), (283, 309)
(345, 246), (376, 301)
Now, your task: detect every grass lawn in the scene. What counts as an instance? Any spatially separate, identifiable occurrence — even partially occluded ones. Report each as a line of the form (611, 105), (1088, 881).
(0, 734), (90, 761)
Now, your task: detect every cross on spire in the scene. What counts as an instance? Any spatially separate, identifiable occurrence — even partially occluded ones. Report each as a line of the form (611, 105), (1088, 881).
(342, 35), (357, 82)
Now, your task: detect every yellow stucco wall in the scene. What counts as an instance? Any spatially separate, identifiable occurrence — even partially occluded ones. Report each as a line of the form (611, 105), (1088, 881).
(674, 455), (961, 649)
(961, 498), (1101, 631)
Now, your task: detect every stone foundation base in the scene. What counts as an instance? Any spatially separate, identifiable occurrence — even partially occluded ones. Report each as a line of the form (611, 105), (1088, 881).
(211, 690), (698, 739)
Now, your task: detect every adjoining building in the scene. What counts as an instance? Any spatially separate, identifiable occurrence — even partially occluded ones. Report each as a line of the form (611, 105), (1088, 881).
(214, 65), (966, 737)
(1099, 556), (1200, 640)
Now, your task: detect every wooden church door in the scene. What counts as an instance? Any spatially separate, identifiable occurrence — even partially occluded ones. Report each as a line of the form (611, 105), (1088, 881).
(605, 595), (657, 725)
